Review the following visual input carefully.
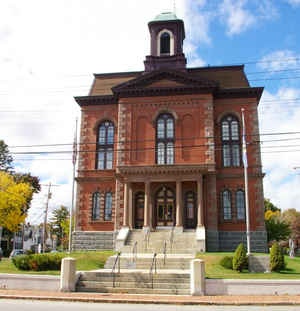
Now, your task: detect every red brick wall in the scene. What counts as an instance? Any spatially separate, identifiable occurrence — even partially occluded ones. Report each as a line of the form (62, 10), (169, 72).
(76, 90), (264, 233)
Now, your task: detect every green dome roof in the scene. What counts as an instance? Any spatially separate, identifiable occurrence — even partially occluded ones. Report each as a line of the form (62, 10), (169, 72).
(152, 12), (179, 22)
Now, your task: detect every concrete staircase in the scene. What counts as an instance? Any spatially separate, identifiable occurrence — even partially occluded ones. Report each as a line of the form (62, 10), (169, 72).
(76, 229), (196, 295)
(120, 229), (197, 254)
(77, 270), (190, 295)
(104, 253), (193, 270)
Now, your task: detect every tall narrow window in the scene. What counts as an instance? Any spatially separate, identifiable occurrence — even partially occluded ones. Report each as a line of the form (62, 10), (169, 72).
(97, 121), (114, 169)
(92, 192), (101, 220)
(222, 190), (232, 220)
(236, 190), (245, 220)
(156, 114), (174, 164)
(221, 115), (241, 167)
(104, 192), (112, 221)
(160, 32), (170, 55)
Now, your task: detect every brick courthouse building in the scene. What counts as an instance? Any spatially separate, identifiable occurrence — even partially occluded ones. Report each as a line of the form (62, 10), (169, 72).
(73, 12), (268, 252)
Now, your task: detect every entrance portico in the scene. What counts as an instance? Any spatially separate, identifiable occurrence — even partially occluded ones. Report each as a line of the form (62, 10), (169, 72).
(118, 164), (212, 231)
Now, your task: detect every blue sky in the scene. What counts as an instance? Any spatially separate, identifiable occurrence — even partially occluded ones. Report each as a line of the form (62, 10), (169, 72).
(0, 0), (300, 223)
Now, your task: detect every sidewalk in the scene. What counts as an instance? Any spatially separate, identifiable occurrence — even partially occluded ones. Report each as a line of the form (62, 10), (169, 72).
(1, 289), (300, 306)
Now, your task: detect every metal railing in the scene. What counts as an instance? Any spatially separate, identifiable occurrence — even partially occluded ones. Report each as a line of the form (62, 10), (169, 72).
(132, 241), (138, 265)
(144, 228), (150, 251)
(111, 251), (121, 288)
(170, 227), (174, 253)
(163, 240), (167, 266)
(149, 252), (157, 289)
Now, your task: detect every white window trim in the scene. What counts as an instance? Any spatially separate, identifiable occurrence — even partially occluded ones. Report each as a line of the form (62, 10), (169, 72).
(157, 29), (175, 56)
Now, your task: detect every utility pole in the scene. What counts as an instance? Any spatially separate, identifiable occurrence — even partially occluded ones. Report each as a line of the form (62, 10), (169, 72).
(242, 108), (251, 255)
(43, 182), (51, 253)
(69, 118), (78, 253)
(42, 182), (60, 253)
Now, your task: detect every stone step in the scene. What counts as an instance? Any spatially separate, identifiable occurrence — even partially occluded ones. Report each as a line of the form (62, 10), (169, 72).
(79, 275), (190, 283)
(76, 285), (190, 295)
(78, 280), (190, 289)
(80, 271), (190, 279)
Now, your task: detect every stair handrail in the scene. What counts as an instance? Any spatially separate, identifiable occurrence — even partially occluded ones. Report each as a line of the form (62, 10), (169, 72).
(149, 252), (157, 289)
(170, 227), (175, 252)
(111, 251), (121, 288)
(132, 241), (138, 264)
(144, 227), (150, 250)
(163, 240), (167, 266)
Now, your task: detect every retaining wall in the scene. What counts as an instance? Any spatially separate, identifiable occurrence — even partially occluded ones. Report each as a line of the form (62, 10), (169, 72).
(0, 273), (60, 291)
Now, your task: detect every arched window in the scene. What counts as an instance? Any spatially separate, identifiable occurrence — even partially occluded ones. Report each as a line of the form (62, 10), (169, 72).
(92, 192), (101, 220)
(156, 114), (174, 164)
(236, 190), (245, 220)
(160, 32), (170, 55)
(221, 115), (240, 167)
(221, 190), (232, 220)
(104, 192), (112, 221)
(97, 121), (114, 169)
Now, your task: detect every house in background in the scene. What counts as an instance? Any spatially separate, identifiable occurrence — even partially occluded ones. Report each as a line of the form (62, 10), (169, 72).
(73, 12), (268, 252)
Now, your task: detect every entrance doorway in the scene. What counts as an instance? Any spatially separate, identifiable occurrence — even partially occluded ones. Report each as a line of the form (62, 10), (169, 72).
(135, 192), (144, 229)
(155, 187), (175, 227)
(184, 191), (197, 229)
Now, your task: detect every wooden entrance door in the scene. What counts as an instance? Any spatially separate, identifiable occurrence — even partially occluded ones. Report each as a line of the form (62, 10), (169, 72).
(184, 191), (197, 229)
(156, 187), (175, 227)
(135, 192), (144, 229)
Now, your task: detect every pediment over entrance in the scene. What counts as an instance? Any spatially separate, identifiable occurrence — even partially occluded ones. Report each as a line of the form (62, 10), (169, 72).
(116, 164), (215, 182)
(112, 70), (218, 97)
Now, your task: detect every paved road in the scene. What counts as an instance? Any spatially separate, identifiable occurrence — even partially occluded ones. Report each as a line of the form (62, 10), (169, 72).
(0, 300), (299, 311)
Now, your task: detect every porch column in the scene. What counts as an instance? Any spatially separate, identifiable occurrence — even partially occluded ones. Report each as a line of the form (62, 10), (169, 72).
(197, 175), (204, 227)
(128, 185), (133, 229)
(123, 182), (129, 227)
(176, 180), (183, 228)
(144, 181), (150, 228)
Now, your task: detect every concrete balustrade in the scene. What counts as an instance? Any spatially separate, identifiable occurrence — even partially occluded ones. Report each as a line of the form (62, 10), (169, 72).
(190, 259), (205, 296)
(60, 257), (76, 292)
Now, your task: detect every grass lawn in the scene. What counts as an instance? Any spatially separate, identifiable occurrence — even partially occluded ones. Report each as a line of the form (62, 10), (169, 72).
(0, 250), (115, 275)
(196, 252), (300, 279)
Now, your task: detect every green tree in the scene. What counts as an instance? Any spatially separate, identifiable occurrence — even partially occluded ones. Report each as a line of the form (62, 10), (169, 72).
(13, 173), (41, 211)
(270, 242), (285, 272)
(0, 140), (13, 172)
(264, 198), (280, 212)
(49, 206), (69, 248)
(0, 171), (33, 232)
(265, 209), (291, 243)
(232, 243), (247, 272)
(282, 208), (300, 241)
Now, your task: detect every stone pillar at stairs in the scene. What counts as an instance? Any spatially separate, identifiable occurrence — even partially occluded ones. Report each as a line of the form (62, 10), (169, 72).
(175, 180), (183, 232)
(196, 175), (206, 252)
(143, 181), (151, 231)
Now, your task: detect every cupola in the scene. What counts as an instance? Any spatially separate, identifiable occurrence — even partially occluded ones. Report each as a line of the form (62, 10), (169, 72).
(144, 12), (187, 72)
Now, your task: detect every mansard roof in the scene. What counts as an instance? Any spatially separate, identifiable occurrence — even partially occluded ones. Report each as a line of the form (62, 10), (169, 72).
(75, 65), (263, 106)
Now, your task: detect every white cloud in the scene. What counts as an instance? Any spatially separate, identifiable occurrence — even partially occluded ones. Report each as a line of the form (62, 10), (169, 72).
(219, 0), (256, 35)
(286, 0), (300, 6)
(258, 50), (300, 72)
(0, 0), (188, 224)
(218, 0), (278, 36)
(259, 87), (300, 211)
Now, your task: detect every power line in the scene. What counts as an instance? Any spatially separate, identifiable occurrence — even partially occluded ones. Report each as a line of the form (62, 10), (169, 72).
(7, 130), (300, 150)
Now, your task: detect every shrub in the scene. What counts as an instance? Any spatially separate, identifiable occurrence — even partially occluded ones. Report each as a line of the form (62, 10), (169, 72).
(270, 242), (286, 272)
(12, 255), (31, 270)
(232, 243), (247, 272)
(12, 253), (64, 271)
(220, 256), (233, 269)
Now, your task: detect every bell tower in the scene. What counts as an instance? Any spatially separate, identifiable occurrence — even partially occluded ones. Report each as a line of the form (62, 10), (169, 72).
(144, 12), (187, 72)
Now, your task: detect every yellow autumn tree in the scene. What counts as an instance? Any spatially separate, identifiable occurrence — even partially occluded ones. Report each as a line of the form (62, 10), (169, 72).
(0, 171), (33, 232)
